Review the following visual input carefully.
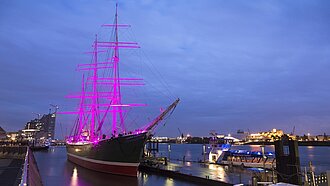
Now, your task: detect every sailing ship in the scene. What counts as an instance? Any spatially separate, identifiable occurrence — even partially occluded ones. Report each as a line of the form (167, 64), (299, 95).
(64, 4), (179, 176)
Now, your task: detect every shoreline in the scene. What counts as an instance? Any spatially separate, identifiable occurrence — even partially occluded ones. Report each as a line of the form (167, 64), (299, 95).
(147, 141), (330, 146)
(242, 141), (330, 146)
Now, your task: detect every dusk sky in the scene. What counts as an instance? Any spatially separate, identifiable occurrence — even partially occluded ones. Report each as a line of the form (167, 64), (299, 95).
(1, 0), (330, 138)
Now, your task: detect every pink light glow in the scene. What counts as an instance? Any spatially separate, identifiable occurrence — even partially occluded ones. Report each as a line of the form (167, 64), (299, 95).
(97, 41), (138, 45)
(67, 91), (113, 95)
(95, 45), (140, 48)
(85, 82), (145, 86)
(91, 77), (144, 81)
(76, 66), (113, 71)
(58, 110), (127, 115)
(93, 140), (99, 145)
(83, 103), (147, 107)
(77, 62), (113, 67)
(101, 24), (131, 27)
(65, 95), (112, 99)
(110, 104), (147, 107)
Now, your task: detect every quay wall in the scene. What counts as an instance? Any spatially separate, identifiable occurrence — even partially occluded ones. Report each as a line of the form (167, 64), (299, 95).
(0, 146), (43, 186)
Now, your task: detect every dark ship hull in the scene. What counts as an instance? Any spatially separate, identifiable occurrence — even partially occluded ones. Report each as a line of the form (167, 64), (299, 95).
(66, 132), (148, 176)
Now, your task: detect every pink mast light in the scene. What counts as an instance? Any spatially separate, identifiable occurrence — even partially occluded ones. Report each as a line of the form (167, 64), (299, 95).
(63, 3), (145, 143)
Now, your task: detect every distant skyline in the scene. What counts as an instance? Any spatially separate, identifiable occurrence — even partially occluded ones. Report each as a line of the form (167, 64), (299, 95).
(1, 0), (330, 138)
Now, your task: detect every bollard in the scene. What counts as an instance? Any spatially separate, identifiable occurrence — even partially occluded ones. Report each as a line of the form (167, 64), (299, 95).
(164, 157), (168, 166)
(252, 176), (258, 186)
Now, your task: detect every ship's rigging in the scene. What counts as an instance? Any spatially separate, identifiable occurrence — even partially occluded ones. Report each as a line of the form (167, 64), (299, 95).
(62, 4), (179, 143)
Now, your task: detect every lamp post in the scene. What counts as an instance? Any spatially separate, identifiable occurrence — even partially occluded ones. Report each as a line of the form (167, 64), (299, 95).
(168, 144), (171, 161)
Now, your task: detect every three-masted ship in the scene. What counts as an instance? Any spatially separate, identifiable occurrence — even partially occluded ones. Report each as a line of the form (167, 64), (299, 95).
(64, 4), (179, 176)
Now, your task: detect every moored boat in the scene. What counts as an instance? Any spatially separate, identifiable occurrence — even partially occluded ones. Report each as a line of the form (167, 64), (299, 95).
(208, 132), (276, 169)
(30, 139), (50, 151)
(66, 132), (147, 176)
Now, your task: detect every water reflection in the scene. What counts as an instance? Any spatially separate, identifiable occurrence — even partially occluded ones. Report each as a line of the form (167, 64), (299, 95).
(138, 172), (149, 185)
(33, 145), (330, 185)
(165, 178), (174, 186)
(185, 149), (192, 160)
(70, 168), (78, 186)
(65, 161), (138, 186)
(208, 164), (227, 182)
(34, 147), (198, 186)
(34, 147), (139, 186)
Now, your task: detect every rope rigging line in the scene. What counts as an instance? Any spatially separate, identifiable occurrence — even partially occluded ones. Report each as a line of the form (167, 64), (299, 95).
(126, 28), (177, 100)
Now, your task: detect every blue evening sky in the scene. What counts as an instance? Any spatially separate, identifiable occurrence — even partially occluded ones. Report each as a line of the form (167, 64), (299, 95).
(0, 0), (330, 138)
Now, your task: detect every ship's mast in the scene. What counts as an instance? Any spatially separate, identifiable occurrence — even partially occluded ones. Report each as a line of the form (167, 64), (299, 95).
(63, 3), (172, 143)
(111, 3), (124, 136)
(77, 74), (86, 141)
(90, 35), (99, 141)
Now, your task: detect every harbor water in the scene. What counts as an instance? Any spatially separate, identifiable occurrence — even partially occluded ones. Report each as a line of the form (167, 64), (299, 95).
(34, 146), (198, 186)
(34, 144), (330, 186)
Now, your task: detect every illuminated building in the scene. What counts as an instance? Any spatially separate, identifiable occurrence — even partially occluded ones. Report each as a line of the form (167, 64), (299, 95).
(0, 126), (6, 139)
(246, 128), (287, 142)
(22, 112), (56, 140)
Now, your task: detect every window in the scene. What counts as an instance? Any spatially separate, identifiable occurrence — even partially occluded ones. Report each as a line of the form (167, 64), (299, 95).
(283, 145), (289, 155)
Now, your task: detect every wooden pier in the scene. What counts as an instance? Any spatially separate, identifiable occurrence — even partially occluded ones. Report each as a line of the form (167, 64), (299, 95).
(139, 162), (233, 186)
(138, 158), (268, 185)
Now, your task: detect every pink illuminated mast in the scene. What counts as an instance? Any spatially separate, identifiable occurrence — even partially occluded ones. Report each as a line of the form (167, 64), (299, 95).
(63, 4), (179, 143)
(104, 4), (143, 137)
(111, 4), (122, 136)
(65, 3), (145, 142)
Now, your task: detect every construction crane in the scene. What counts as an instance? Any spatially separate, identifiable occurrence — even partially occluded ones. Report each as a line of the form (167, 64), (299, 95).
(177, 128), (184, 139)
(50, 104), (59, 113)
(209, 130), (218, 137)
(291, 126), (296, 136)
(32, 112), (41, 119)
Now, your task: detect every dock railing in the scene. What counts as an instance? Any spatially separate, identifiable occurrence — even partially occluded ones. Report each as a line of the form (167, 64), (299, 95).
(19, 147), (43, 186)
(19, 147), (29, 186)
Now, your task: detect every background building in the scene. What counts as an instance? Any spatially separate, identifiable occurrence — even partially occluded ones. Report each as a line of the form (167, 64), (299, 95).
(246, 128), (286, 142)
(0, 126), (6, 139)
(22, 112), (56, 140)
